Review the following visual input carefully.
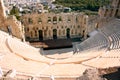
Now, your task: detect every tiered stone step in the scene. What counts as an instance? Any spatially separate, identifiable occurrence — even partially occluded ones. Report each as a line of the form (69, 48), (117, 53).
(109, 31), (120, 49)
(76, 32), (108, 53)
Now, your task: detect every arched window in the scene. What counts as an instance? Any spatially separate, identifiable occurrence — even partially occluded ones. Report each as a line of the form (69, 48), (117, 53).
(53, 16), (57, 21)
(38, 18), (42, 23)
(53, 16), (57, 24)
(59, 16), (62, 21)
(78, 25), (80, 28)
(68, 17), (71, 22)
(28, 18), (33, 24)
(48, 17), (51, 22)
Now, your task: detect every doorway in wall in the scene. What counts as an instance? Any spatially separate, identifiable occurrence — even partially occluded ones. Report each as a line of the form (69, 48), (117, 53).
(66, 28), (70, 38)
(53, 29), (57, 39)
(38, 30), (43, 41)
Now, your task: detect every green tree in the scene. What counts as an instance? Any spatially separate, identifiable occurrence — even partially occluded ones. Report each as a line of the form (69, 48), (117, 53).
(53, 0), (110, 12)
(10, 6), (20, 20)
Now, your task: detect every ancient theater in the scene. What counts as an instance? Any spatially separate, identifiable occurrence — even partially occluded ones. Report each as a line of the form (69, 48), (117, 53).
(0, 0), (120, 80)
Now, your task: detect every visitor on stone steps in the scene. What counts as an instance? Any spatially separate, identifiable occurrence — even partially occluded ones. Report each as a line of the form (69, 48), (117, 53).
(7, 25), (12, 36)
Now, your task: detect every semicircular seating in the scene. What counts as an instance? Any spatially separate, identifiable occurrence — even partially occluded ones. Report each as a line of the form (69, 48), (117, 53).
(76, 32), (109, 53)
(0, 18), (120, 79)
(99, 19), (120, 36)
(76, 19), (120, 53)
(109, 31), (120, 49)
(99, 19), (120, 50)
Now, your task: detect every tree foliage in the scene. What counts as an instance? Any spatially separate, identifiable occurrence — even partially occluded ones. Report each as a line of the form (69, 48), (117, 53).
(10, 6), (20, 20)
(53, 0), (110, 11)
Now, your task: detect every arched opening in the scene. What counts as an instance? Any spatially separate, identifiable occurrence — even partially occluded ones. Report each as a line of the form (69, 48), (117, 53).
(66, 28), (70, 38)
(53, 29), (57, 39)
(53, 16), (57, 21)
(48, 17), (51, 22)
(53, 16), (57, 24)
(104, 9), (108, 17)
(38, 30), (43, 41)
(115, 9), (119, 18)
(59, 16), (62, 22)
(82, 30), (85, 38)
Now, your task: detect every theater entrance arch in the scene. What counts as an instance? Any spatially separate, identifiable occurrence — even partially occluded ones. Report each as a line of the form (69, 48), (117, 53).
(66, 28), (70, 38)
(38, 30), (43, 41)
(53, 29), (57, 39)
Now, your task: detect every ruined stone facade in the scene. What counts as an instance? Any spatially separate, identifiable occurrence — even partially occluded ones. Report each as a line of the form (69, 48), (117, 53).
(0, 0), (24, 39)
(1, 0), (119, 41)
(22, 13), (88, 41)
(99, 0), (120, 18)
(0, 0), (6, 18)
(79, 0), (120, 34)
(109, 0), (120, 18)
(20, 0), (120, 41)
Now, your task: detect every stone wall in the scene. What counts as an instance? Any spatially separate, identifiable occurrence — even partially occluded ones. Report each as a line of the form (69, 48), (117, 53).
(1, 0), (119, 41)
(0, 0), (6, 18)
(97, 0), (120, 28)
(0, 0), (24, 39)
(77, 69), (107, 80)
(22, 12), (89, 41)
(98, 0), (120, 18)
(87, 15), (98, 33)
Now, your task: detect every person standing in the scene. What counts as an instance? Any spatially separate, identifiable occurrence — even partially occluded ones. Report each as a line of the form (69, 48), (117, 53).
(7, 25), (12, 35)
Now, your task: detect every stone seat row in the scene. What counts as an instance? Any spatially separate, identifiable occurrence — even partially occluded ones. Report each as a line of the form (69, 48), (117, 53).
(99, 19), (120, 50)
(76, 32), (108, 53)
(99, 19), (120, 36)
(109, 31), (120, 49)
(0, 31), (11, 54)
(82, 49), (120, 68)
(76, 19), (120, 53)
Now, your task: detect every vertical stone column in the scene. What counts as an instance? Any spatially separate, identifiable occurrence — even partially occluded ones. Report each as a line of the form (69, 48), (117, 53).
(84, 15), (89, 39)
(0, 0), (7, 18)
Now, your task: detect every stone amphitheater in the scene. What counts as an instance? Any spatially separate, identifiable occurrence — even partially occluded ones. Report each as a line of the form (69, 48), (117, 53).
(0, 0), (120, 80)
